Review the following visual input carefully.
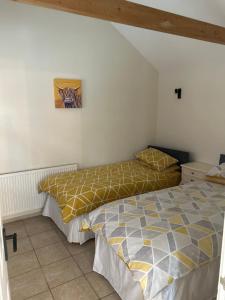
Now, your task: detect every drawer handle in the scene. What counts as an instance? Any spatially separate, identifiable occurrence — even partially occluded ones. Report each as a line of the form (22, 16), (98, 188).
(191, 172), (195, 175)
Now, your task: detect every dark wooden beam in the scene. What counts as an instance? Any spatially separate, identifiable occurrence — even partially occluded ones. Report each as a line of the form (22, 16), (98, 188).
(12, 0), (225, 45)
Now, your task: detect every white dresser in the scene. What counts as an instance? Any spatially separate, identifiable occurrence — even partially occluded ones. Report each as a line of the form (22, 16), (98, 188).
(181, 161), (213, 184)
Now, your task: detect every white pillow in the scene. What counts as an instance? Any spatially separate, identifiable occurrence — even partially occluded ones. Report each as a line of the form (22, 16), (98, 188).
(207, 163), (225, 178)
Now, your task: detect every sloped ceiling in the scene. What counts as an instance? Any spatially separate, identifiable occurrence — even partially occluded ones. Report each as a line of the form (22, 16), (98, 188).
(113, 0), (225, 71)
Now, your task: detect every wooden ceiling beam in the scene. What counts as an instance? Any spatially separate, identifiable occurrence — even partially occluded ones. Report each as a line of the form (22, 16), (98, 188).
(12, 0), (225, 45)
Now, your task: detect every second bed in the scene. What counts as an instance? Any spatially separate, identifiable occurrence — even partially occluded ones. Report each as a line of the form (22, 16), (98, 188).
(41, 146), (189, 243)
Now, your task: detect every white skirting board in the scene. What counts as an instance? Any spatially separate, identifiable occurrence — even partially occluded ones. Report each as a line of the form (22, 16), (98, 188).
(0, 163), (78, 222)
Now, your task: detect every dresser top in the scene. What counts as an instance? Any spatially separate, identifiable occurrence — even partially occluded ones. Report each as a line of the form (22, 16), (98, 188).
(181, 161), (214, 172)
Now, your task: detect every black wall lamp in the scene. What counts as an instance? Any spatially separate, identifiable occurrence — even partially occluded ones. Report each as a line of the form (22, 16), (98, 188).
(175, 88), (182, 99)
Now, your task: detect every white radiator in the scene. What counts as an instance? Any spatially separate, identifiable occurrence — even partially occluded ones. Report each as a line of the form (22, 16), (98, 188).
(0, 163), (78, 221)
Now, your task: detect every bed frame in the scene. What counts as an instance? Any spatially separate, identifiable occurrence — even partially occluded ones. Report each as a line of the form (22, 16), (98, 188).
(148, 145), (190, 165)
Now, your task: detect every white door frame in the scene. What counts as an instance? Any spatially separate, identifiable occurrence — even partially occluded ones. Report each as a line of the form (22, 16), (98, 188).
(0, 206), (10, 300)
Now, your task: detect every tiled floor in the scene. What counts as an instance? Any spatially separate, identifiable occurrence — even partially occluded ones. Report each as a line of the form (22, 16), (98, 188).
(4, 216), (121, 300)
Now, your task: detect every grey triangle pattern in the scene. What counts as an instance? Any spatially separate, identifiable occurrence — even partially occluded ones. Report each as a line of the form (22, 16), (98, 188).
(153, 248), (168, 264)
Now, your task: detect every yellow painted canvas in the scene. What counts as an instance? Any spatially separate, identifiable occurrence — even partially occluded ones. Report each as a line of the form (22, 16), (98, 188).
(54, 78), (82, 108)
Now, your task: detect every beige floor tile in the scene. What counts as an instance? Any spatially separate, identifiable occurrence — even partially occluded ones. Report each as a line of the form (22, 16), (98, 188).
(10, 269), (48, 300)
(51, 276), (98, 300)
(73, 248), (95, 273)
(7, 237), (33, 257)
(35, 242), (70, 266)
(4, 221), (27, 239)
(64, 238), (95, 256)
(102, 293), (121, 300)
(8, 250), (39, 278)
(27, 290), (53, 300)
(30, 230), (61, 249)
(42, 257), (82, 288)
(86, 271), (114, 298)
(54, 228), (67, 242)
(6, 218), (117, 300)
(24, 216), (54, 236)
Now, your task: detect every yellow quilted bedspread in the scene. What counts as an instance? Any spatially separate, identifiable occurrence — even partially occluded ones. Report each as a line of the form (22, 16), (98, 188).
(39, 160), (181, 223)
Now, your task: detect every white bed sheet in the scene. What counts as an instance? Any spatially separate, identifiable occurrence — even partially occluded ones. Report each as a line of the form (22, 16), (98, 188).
(42, 194), (94, 244)
(94, 234), (219, 300)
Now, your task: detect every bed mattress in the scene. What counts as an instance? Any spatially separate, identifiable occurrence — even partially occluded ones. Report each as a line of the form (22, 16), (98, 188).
(39, 159), (180, 223)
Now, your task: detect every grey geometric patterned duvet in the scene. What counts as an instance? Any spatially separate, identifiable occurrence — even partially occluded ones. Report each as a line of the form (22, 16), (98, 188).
(82, 182), (225, 299)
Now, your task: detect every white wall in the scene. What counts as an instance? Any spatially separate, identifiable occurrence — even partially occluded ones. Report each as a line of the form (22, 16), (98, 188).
(114, 0), (225, 165)
(155, 57), (225, 164)
(0, 0), (158, 173)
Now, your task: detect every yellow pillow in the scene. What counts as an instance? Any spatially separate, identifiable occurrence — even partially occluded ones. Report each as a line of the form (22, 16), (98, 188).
(136, 148), (178, 171)
(163, 164), (181, 173)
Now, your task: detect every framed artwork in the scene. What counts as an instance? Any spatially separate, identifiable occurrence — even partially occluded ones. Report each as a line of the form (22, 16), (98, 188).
(54, 78), (82, 108)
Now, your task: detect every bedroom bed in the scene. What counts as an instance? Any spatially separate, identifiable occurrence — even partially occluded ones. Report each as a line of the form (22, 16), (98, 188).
(40, 146), (189, 243)
(82, 154), (225, 300)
